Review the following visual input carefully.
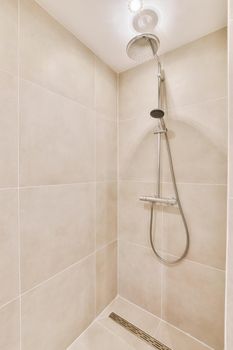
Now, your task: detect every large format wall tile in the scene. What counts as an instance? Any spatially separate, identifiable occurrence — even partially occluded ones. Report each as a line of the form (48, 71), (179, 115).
(20, 183), (95, 292)
(20, 0), (95, 107)
(96, 115), (117, 181)
(161, 183), (227, 269)
(0, 0), (118, 347)
(95, 57), (117, 119)
(21, 255), (95, 350)
(119, 241), (162, 317)
(0, 0), (18, 75)
(161, 98), (227, 184)
(155, 321), (211, 350)
(119, 116), (158, 181)
(162, 259), (225, 350)
(226, 13), (233, 350)
(229, 114), (233, 197)
(96, 182), (117, 249)
(229, 21), (233, 198)
(226, 198), (233, 349)
(96, 241), (117, 314)
(0, 300), (20, 350)
(68, 322), (133, 350)
(162, 28), (227, 110)
(230, 2), (233, 20)
(0, 71), (18, 187)
(0, 190), (19, 307)
(20, 80), (95, 186)
(119, 59), (158, 120)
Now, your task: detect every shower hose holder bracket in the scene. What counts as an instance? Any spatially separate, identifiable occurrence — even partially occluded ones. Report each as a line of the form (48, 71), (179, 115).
(154, 128), (167, 134)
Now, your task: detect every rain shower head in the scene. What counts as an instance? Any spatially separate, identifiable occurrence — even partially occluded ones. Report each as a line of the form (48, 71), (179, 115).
(126, 33), (160, 62)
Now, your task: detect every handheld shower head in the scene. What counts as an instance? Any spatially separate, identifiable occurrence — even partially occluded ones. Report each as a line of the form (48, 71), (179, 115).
(150, 109), (164, 119)
(126, 33), (160, 62)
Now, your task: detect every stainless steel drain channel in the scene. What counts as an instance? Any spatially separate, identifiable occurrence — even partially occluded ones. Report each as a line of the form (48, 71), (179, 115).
(109, 312), (172, 350)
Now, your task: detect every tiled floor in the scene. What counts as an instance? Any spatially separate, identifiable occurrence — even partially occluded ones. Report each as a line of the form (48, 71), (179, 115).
(67, 297), (212, 350)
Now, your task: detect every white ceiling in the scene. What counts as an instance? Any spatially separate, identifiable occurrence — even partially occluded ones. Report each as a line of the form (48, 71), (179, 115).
(35, 0), (227, 72)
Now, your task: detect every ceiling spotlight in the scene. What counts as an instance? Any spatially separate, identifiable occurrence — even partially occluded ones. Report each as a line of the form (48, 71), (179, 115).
(128, 0), (144, 13)
(133, 9), (158, 33)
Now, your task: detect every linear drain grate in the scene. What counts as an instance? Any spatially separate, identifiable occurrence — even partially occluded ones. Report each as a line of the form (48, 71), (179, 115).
(109, 312), (172, 350)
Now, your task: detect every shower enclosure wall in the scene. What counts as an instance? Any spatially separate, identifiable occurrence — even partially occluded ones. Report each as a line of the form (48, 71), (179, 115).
(0, 1), (228, 350)
(0, 0), (117, 349)
(226, 2), (233, 349)
(119, 28), (227, 350)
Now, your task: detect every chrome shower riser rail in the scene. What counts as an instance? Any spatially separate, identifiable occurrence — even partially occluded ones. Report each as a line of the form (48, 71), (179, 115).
(141, 58), (190, 266)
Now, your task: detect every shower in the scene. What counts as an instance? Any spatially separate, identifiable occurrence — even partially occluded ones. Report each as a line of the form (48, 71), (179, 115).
(126, 33), (190, 265)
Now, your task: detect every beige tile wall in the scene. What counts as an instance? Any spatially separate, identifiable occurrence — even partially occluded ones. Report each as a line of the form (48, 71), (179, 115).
(226, 4), (233, 349)
(0, 0), (117, 349)
(0, 0), (228, 349)
(119, 29), (227, 350)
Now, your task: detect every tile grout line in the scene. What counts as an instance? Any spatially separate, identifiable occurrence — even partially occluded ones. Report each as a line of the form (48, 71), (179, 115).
(153, 319), (162, 337)
(225, 15), (231, 349)
(96, 295), (119, 321)
(117, 72), (120, 296)
(157, 320), (215, 350)
(0, 296), (20, 314)
(94, 55), (97, 319)
(117, 296), (215, 350)
(161, 250), (226, 272)
(96, 320), (135, 350)
(0, 67), (19, 79)
(161, 205), (164, 320)
(20, 179), (116, 189)
(118, 295), (162, 322)
(0, 179), (227, 192)
(0, 239), (118, 314)
(118, 179), (227, 187)
(118, 239), (226, 273)
(118, 95), (227, 122)
(0, 180), (117, 192)
(20, 76), (116, 123)
(66, 318), (98, 349)
(67, 296), (119, 349)
(96, 239), (118, 252)
(17, 240), (116, 303)
(20, 252), (96, 298)
(17, 1), (22, 349)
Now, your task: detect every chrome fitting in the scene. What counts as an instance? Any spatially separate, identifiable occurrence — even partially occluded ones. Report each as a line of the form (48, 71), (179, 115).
(139, 196), (177, 206)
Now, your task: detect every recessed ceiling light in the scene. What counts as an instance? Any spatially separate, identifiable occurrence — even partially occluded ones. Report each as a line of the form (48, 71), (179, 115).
(133, 9), (158, 33)
(128, 0), (144, 13)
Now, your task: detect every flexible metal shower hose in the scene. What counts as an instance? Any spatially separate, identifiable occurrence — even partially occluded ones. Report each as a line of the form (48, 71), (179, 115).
(149, 129), (190, 265)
